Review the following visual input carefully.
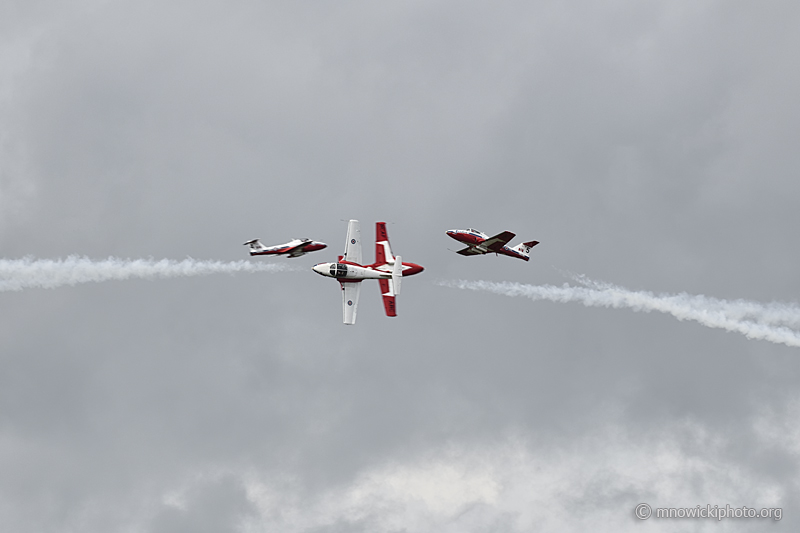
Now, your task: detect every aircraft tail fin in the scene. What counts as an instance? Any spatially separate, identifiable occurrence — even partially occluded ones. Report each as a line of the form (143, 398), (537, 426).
(509, 240), (539, 261)
(391, 255), (402, 295)
(243, 239), (267, 255)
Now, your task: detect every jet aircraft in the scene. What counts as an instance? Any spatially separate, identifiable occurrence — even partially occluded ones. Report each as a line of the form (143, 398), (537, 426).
(446, 228), (539, 261)
(243, 237), (327, 258)
(312, 220), (424, 324)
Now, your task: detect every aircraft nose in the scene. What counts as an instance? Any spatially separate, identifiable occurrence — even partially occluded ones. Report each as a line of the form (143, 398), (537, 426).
(312, 263), (328, 276)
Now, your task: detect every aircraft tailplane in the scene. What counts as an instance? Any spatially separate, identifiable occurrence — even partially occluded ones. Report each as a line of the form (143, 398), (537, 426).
(509, 240), (539, 261)
(243, 239), (266, 254)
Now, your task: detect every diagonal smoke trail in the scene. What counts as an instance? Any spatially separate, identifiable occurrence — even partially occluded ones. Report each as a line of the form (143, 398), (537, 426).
(568, 273), (800, 330)
(437, 278), (800, 348)
(0, 256), (298, 292)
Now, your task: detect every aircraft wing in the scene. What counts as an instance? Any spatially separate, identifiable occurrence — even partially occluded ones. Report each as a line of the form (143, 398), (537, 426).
(341, 281), (361, 325)
(343, 220), (362, 264)
(482, 231), (516, 252)
(375, 222), (394, 265)
(378, 279), (397, 316)
(456, 246), (485, 256)
(285, 242), (312, 257)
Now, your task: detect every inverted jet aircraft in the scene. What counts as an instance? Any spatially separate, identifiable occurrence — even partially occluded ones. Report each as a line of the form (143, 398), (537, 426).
(446, 228), (539, 261)
(312, 220), (424, 324)
(243, 238), (327, 258)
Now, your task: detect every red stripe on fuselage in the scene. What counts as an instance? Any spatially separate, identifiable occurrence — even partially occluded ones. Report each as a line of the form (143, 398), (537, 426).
(364, 261), (424, 276)
(447, 233), (484, 245)
(250, 248), (290, 255)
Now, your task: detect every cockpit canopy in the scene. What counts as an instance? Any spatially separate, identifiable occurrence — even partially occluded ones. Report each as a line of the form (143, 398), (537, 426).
(329, 263), (349, 278)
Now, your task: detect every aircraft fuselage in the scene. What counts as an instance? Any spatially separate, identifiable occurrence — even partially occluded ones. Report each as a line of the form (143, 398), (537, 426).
(446, 228), (538, 261)
(248, 239), (327, 256)
(312, 261), (424, 280)
(446, 228), (487, 246)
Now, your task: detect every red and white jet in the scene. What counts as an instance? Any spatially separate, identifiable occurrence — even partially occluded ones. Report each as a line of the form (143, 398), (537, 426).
(446, 228), (539, 261)
(244, 238), (327, 258)
(312, 220), (424, 324)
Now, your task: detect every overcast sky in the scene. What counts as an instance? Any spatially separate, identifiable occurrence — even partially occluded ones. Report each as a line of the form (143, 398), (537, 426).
(1, 1), (800, 531)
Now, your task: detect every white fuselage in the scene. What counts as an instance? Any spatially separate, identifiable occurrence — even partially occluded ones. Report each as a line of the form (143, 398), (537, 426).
(312, 262), (390, 281)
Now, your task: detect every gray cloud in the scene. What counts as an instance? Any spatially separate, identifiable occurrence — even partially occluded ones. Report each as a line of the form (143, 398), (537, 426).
(1, 1), (799, 531)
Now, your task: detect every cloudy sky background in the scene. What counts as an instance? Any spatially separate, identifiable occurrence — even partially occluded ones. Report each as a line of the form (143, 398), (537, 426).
(1, 1), (799, 531)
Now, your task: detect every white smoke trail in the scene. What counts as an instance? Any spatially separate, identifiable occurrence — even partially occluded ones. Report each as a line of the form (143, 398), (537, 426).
(568, 273), (800, 330)
(0, 256), (298, 292)
(438, 278), (800, 348)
